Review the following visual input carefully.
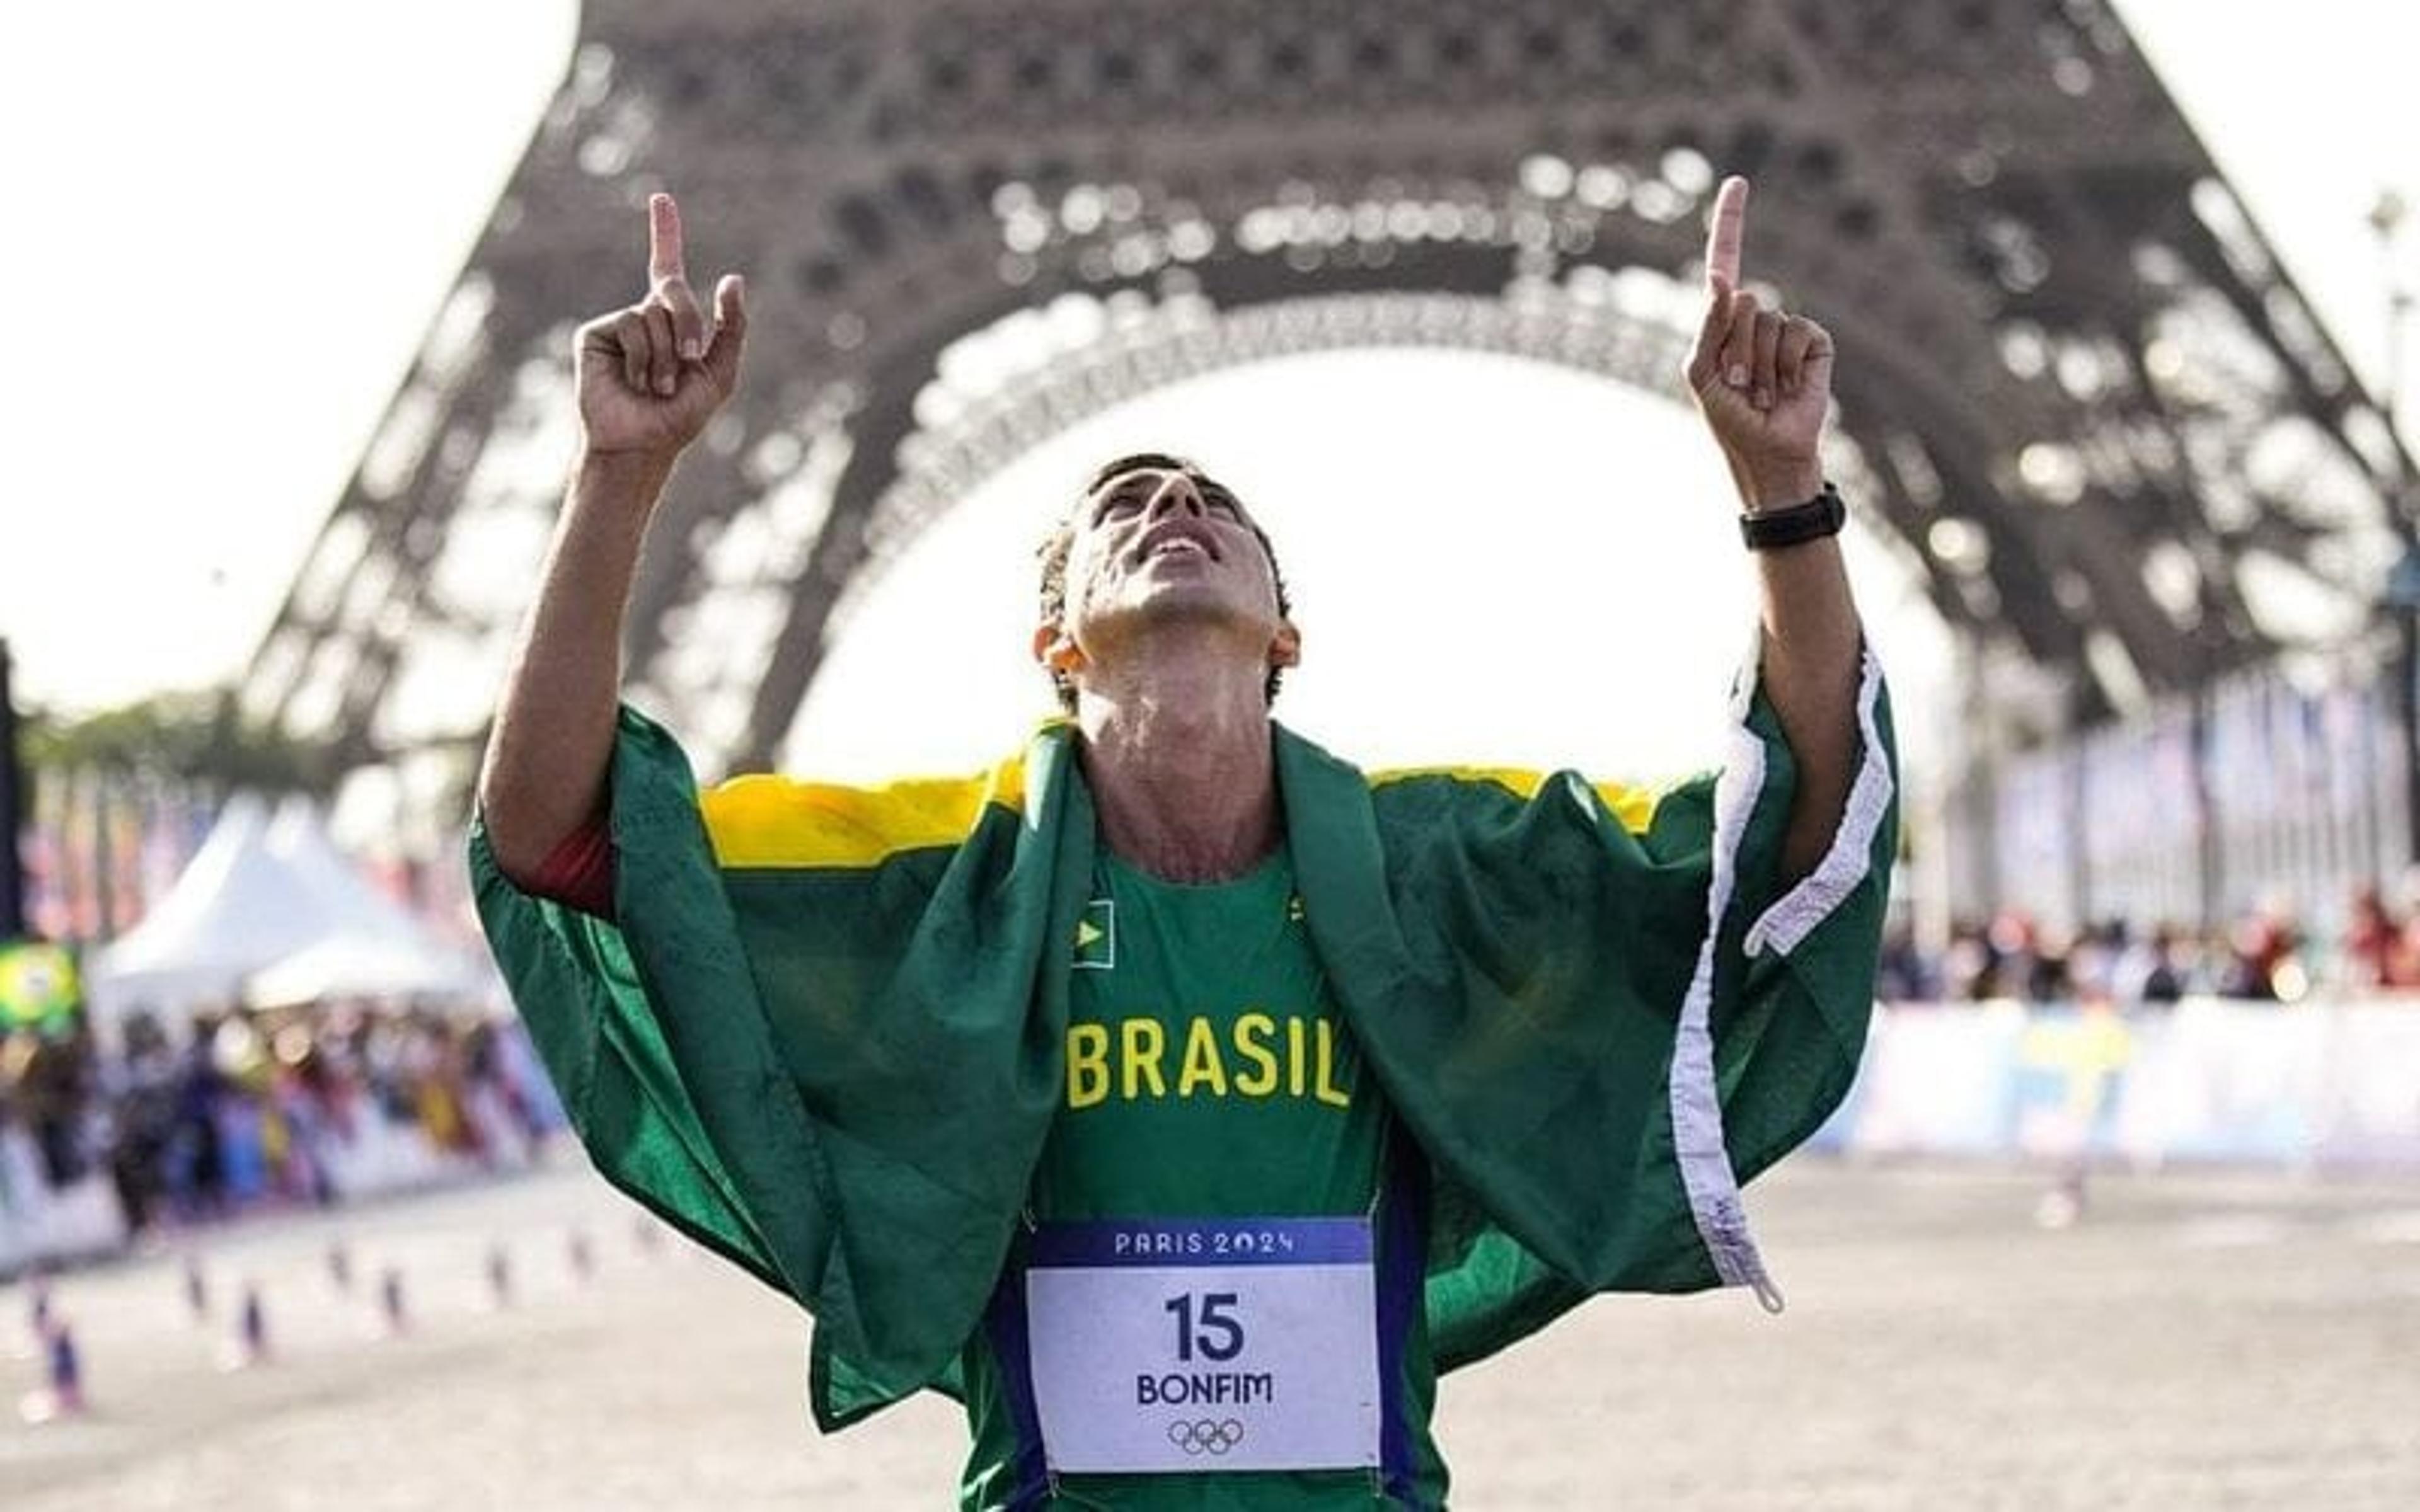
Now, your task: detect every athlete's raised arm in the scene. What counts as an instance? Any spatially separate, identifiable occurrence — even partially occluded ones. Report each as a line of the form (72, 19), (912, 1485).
(1682, 175), (1864, 883)
(478, 192), (747, 883)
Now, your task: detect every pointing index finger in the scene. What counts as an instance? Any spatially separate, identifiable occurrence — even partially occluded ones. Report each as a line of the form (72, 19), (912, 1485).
(648, 193), (688, 287)
(1705, 176), (1748, 291)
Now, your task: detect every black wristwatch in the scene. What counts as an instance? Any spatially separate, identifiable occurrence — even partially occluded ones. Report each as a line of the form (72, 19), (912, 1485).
(1738, 482), (1847, 551)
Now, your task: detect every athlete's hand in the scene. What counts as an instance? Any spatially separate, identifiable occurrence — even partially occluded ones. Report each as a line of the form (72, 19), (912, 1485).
(574, 193), (747, 461)
(1683, 176), (1833, 510)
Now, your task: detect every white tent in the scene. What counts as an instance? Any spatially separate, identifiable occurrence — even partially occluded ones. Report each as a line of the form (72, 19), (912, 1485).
(85, 793), (325, 1021)
(245, 797), (495, 1006)
(86, 794), (493, 1024)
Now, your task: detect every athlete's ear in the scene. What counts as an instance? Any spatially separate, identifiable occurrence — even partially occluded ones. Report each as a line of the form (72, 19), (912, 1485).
(1270, 620), (1301, 672)
(1034, 618), (1084, 677)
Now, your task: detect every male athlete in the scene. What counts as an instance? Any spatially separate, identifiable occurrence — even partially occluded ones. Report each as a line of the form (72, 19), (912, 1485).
(475, 176), (1894, 1508)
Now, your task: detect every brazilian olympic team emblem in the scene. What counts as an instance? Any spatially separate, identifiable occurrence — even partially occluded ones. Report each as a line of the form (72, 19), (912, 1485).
(1073, 898), (1116, 970)
(1167, 1418), (1245, 1456)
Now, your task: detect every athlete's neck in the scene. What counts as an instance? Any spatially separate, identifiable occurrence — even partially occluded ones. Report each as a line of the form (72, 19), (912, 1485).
(1076, 650), (1279, 883)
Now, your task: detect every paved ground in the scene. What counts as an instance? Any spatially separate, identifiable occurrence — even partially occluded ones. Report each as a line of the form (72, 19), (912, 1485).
(4, 1155), (2417, 1509)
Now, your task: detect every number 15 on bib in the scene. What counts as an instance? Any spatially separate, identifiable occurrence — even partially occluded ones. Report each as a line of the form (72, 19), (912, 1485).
(1023, 1217), (1383, 1473)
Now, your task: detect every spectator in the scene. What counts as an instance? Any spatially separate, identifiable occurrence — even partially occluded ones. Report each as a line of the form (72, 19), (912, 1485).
(2218, 905), (2305, 1002)
(2111, 924), (2188, 1006)
(1876, 915), (1940, 1002)
(2342, 884), (2420, 990)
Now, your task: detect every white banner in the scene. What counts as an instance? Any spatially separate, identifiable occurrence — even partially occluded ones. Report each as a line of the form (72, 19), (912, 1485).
(1843, 999), (2420, 1169)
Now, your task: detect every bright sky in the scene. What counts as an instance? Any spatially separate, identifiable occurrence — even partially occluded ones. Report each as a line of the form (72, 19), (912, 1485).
(3, 2), (2416, 791)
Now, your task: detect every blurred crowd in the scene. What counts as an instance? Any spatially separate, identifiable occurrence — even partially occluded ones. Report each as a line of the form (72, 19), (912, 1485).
(1, 1004), (565, 1227)
(16, 884), (2417, 1234)
(1879, 883), (2420, 1006)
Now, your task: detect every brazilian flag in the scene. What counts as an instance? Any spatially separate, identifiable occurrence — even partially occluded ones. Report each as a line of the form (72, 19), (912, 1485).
(473, 646), (1898, 1431)
(0, 941), (81, 1033)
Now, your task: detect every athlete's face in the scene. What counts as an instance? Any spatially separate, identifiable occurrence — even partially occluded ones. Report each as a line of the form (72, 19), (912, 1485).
(1035, 462), (1297, 696)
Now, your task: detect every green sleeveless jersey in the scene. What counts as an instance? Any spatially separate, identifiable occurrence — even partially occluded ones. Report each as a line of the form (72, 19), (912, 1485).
(958, 850), (1447, 1509)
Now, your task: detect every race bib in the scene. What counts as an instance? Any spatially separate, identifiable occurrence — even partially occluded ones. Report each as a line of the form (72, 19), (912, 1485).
(1024, 1216), (1381, 1474)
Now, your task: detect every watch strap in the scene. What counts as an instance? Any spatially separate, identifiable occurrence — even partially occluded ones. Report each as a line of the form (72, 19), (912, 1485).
(1739, 483), (1846, 551)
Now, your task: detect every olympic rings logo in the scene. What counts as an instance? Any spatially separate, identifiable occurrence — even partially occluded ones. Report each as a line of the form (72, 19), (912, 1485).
(1167, 1418), (1245, 1455)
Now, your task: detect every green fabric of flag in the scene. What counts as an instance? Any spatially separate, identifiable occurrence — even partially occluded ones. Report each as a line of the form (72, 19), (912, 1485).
(470, 654), (1896, 1431)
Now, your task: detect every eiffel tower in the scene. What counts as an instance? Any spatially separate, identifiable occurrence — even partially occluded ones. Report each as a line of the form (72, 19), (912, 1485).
(245, 0), (2412, 811)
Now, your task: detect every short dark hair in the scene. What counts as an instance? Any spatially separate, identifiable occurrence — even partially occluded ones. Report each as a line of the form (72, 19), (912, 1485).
(1035, 452), (1293, 714)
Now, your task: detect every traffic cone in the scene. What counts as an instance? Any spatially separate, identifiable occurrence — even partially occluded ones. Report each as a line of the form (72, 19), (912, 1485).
(22, 1275), (54, 1355)
(220, 1282), (270, 1370)
(379, 1267), (408, 1337)
(182, 1253), (210, 1322)
(485, 1244), (512, 1310)
(17, 1319), (84, 1424)
(46, 1323), (84, 1412)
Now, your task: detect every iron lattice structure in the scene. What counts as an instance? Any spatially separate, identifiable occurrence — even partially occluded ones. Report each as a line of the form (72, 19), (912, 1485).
(247, 0), (2413, 794)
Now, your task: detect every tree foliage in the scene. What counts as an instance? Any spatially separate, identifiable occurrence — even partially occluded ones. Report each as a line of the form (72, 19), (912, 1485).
(23, 691), (340, 800)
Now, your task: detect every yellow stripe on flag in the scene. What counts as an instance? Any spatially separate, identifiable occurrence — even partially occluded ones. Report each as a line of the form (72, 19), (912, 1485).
(1367, 764), (1678, 837)
(702, 754), (1028, 869)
